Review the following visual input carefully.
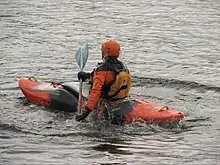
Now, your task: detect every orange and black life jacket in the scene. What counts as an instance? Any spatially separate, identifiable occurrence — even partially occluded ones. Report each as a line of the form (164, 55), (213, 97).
(102, 62), (131, 100)
(91, 58), (131, 100)
(86, 58), (131, 111)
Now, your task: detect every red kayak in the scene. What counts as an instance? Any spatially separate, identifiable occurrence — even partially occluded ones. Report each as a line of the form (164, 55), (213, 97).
(18, 77), (184, 125)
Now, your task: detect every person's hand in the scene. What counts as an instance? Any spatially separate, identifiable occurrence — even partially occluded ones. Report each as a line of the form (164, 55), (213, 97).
(77, 71), (90, 82)
(75, 107), (91, 121)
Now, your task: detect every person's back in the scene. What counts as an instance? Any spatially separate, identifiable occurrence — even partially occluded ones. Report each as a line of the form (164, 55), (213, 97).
(75, 40), (132, 122)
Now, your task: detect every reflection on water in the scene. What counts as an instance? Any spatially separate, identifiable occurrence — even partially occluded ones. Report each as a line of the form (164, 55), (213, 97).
(92, 143), (133, 155)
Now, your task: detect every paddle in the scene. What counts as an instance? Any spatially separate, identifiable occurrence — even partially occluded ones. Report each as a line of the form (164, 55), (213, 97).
(75, 43), (89, 114)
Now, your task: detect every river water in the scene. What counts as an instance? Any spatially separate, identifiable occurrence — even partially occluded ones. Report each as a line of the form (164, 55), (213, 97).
(0, 0), (220, 165)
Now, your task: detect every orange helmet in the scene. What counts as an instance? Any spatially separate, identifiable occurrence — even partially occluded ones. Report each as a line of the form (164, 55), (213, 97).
(101, 40), (120, 57)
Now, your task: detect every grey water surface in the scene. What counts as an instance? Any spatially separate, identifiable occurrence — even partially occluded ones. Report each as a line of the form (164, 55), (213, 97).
(0, 0), (220, 165)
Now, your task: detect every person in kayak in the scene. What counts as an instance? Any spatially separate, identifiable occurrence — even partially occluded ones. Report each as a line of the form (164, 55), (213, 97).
(75, 40), (132, 123)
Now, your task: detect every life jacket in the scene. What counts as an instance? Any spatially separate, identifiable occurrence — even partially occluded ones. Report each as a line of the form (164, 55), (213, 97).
(102, 67), (131, 100)
(90, 59), (131, 101)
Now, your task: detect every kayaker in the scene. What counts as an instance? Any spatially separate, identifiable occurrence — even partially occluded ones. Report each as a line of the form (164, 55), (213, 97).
(75, 40), (132, 123)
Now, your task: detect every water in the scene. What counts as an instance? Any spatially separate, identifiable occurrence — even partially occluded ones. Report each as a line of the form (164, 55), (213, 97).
(0, 0), (220, 164)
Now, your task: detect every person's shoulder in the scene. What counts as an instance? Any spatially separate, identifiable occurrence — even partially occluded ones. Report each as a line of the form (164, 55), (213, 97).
(117, 59), (125, 65)
(94, 62), (110, 71)
(117, 59), (129, 70)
